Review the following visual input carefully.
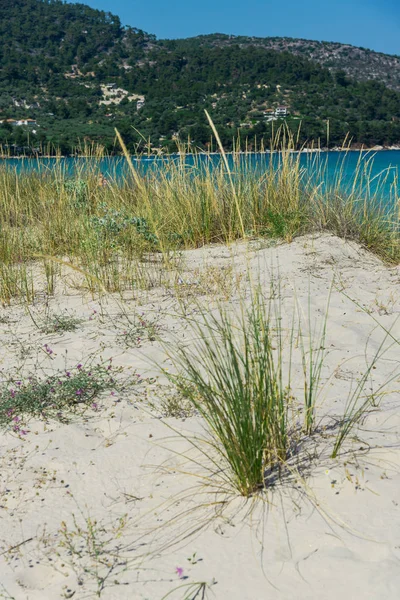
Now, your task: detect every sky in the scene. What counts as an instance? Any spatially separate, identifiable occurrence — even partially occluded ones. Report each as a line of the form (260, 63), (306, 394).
(81, 0), (400, 55)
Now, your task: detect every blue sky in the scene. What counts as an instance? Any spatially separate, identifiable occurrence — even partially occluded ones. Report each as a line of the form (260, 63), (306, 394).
(82, 0), (400, 55)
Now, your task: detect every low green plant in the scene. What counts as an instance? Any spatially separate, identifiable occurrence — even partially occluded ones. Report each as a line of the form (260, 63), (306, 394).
(42, 510), (129, 598)
(158, 381), (198, 419)
(0, 361), (117, 430)
(42, 311), (82, 334)
(91, 203), (158, 248)
(64, 178), (89, 209)
(116, 311), (162, 347)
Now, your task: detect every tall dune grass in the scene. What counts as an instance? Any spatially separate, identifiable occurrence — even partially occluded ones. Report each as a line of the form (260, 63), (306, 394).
(162, 284), (396, 496)
(0, 129), (398, 302)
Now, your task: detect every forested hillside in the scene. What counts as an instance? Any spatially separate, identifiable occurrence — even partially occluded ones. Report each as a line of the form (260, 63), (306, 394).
(0, 0), (400, 153)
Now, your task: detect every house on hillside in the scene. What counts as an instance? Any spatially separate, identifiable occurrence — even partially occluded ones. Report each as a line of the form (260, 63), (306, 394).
(136, 98), (145, 110)
(275, 106), (289, 118)
(19, 119), (37, 126)
(0, 118), (38, 127)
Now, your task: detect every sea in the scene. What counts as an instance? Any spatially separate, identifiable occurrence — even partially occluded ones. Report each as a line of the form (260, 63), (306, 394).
(1, 150), (399, 199)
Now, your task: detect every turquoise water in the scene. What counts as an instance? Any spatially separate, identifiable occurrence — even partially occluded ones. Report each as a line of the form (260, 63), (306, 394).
(1, 150), (399, 198)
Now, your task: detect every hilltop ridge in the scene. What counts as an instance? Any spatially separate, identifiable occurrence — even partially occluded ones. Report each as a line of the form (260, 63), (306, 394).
(180, 34), (400, 91)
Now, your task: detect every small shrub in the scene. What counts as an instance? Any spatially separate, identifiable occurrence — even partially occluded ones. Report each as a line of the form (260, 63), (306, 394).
(91, 204), (158, 248)
(64, 179), (89, 209)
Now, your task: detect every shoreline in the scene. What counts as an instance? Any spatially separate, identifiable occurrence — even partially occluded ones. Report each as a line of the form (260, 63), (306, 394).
(1, 147), (400, 160)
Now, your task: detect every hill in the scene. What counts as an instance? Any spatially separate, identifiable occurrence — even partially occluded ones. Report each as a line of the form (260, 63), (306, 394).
(0, 0), (399, 154)
(180, 34), (400, 92)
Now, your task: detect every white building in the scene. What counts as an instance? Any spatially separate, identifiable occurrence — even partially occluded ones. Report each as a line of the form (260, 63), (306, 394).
(275, 106), (288, 118)
(0, 118), (37, 127)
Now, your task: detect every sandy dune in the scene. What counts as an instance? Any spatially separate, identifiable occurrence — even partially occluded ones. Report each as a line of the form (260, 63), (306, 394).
(1, 234), (400, 599)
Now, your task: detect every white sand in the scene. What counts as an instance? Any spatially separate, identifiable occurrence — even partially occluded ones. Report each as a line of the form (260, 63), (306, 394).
(0, 233), (400, 599)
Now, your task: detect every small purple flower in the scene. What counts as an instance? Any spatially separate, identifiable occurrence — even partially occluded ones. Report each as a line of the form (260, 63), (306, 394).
(76, 389), (83, 396)
(175, 567), (184, 579)
(77, 364), (82, 370)
(20, 430), (28, 436)
(110, 391), (115, 396)
(13, 416), (20, 423)
(10, 389), (16, 398)
(66, 371), (71, 378)
(6, 408), (14, 417)
(92, 402), (98, 409)
(16, 381), (22, 386)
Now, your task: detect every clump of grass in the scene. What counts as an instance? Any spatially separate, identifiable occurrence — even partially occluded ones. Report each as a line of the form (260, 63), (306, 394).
(0, 362), (117, 431)
(164, 285), (398, 496)
(165, 289), (298, 496)
(0, 262), (34, 305)
(299, 283), (332, 435)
